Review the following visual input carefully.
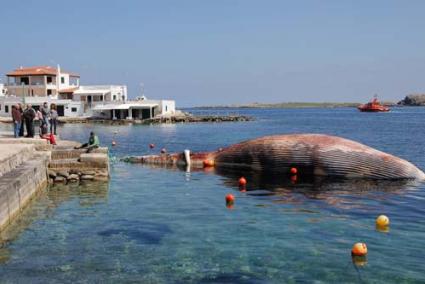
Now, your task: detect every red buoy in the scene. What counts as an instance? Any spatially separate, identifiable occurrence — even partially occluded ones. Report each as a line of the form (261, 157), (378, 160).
(238, 177), (247, 187)
(290, 167), (298, 175)
(225, 194), (235, 205)
(149, 143), (155, 149)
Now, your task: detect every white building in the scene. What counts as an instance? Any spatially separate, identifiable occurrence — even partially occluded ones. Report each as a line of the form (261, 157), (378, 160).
(0, 65), (174, 120)
(0, 83), (6, 97)
(92, 99), (175, 120)
(0, 65), (175, 119)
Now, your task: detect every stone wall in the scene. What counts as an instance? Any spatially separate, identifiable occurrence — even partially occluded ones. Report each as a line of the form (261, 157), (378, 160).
(0, 153), (49, 231)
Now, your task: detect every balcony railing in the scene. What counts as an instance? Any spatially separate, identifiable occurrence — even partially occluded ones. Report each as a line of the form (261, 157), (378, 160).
(6, 82), (55, 86)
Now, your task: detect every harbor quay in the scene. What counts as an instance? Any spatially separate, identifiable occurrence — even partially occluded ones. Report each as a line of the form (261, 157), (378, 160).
(0, 132), (109, 232)
(0, 65), (250, 124)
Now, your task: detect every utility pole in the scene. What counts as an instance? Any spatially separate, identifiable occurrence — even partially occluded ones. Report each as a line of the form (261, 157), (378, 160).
(22, 82), (25, 104)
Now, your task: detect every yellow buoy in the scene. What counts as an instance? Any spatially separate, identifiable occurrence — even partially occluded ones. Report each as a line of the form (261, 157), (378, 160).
(376, 215), (390, 227)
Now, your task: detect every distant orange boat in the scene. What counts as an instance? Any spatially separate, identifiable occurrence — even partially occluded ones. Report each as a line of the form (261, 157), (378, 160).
(358, 95), (390, 112)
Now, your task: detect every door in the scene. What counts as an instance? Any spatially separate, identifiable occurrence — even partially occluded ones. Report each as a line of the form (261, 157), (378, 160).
(57, 105), (65, 116)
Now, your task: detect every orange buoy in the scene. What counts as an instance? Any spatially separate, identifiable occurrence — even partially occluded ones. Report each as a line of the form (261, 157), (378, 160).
(112, 140), (117, 146)
(352, 255), (367, 267)
(161, 148), (167, 154)
(351, 243), (368, 256)
(290, 167), (298, 175)
(376, 215), (390, 227)
(203, 159), (215, 167)
(238, 177), (247, 187)
(225, 194), (235, 205)
(149, 143), (155, 149)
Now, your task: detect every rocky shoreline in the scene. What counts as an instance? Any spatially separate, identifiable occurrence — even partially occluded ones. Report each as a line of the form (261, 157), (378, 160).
(0, 114), (253, 124)
(397, 94), (425, 106)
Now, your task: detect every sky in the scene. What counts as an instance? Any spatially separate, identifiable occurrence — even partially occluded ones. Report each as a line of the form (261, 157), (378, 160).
(1, 0), (425, 107)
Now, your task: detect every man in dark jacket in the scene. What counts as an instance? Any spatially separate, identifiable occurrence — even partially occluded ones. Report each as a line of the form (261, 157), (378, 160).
(18, 103), (25, 137)
(23, 104), (36, 138)
(11, 104), (22, 138)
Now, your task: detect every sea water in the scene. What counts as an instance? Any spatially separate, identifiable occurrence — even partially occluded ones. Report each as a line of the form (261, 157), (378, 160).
(0, 107), (424, 283)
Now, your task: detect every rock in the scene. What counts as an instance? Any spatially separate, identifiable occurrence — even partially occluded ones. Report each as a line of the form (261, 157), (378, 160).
(54, 176), (65, 183)
(69, 169), (80, 175)
(79, 153), (108, 165)
(57, 170), (69, 178)
(80, 175), (94, 180)
(398, 94), (425, 106)
(67, 174), (79, 181)
(81, 170), (96, 176)
(48, 170), (57, 178)
(96, 171), (109, 177)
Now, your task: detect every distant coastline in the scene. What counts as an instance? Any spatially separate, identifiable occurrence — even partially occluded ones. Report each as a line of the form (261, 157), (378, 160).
(194, 101), (396, 109)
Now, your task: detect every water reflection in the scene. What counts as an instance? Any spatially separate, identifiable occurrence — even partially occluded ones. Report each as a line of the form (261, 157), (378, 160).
(0, 181), (109, 263)
(214, 167), (420, 208)
(139, 163), (420, 210)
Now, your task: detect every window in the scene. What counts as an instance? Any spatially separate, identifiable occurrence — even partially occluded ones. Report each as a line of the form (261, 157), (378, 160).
(165, 106), (168, 112)
(5, 105), (9, 113)
(71, 107), (77, 112)
(113, 95), (117, 100)
(47, 77), (52, 84)
(20, 77), (29, 85)
(31, 90), (34, 96)
(47, 89), (52, 95)
(61, 77), (65, 84)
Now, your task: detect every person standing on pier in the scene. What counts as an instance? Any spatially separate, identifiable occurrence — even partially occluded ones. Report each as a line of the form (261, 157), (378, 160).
(40, 102), (50, 134)
(11, 104), (22, 138)
(18, 103), (25, 137)
(49, 104), (58, 135)
(23, 104), (36, 138)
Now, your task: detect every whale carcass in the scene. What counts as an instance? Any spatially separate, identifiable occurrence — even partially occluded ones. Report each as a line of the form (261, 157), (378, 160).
(125, 134), (425, 180)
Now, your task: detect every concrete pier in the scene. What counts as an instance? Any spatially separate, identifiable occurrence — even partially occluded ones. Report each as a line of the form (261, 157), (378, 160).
(0, 133), (110, 232)
(0, 143), (50, 231)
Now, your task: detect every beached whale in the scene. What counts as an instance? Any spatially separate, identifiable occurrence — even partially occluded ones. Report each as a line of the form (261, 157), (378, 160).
(124, 134), (425, 180)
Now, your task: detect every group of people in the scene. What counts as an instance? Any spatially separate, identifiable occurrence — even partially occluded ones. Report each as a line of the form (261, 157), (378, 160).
(11, 102), (58, 138)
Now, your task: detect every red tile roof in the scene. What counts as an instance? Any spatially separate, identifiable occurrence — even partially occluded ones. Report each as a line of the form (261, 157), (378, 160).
(6, 66), (80, 77)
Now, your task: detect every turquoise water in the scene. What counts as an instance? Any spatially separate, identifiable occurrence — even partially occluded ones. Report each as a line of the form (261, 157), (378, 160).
(1, 107), (425, 283)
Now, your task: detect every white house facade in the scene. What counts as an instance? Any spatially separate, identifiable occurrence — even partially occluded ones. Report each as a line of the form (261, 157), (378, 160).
(0, 65), (175, 119)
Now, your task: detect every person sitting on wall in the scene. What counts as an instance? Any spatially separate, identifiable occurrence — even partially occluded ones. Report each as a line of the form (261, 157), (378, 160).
(74, 131), (100, 153)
